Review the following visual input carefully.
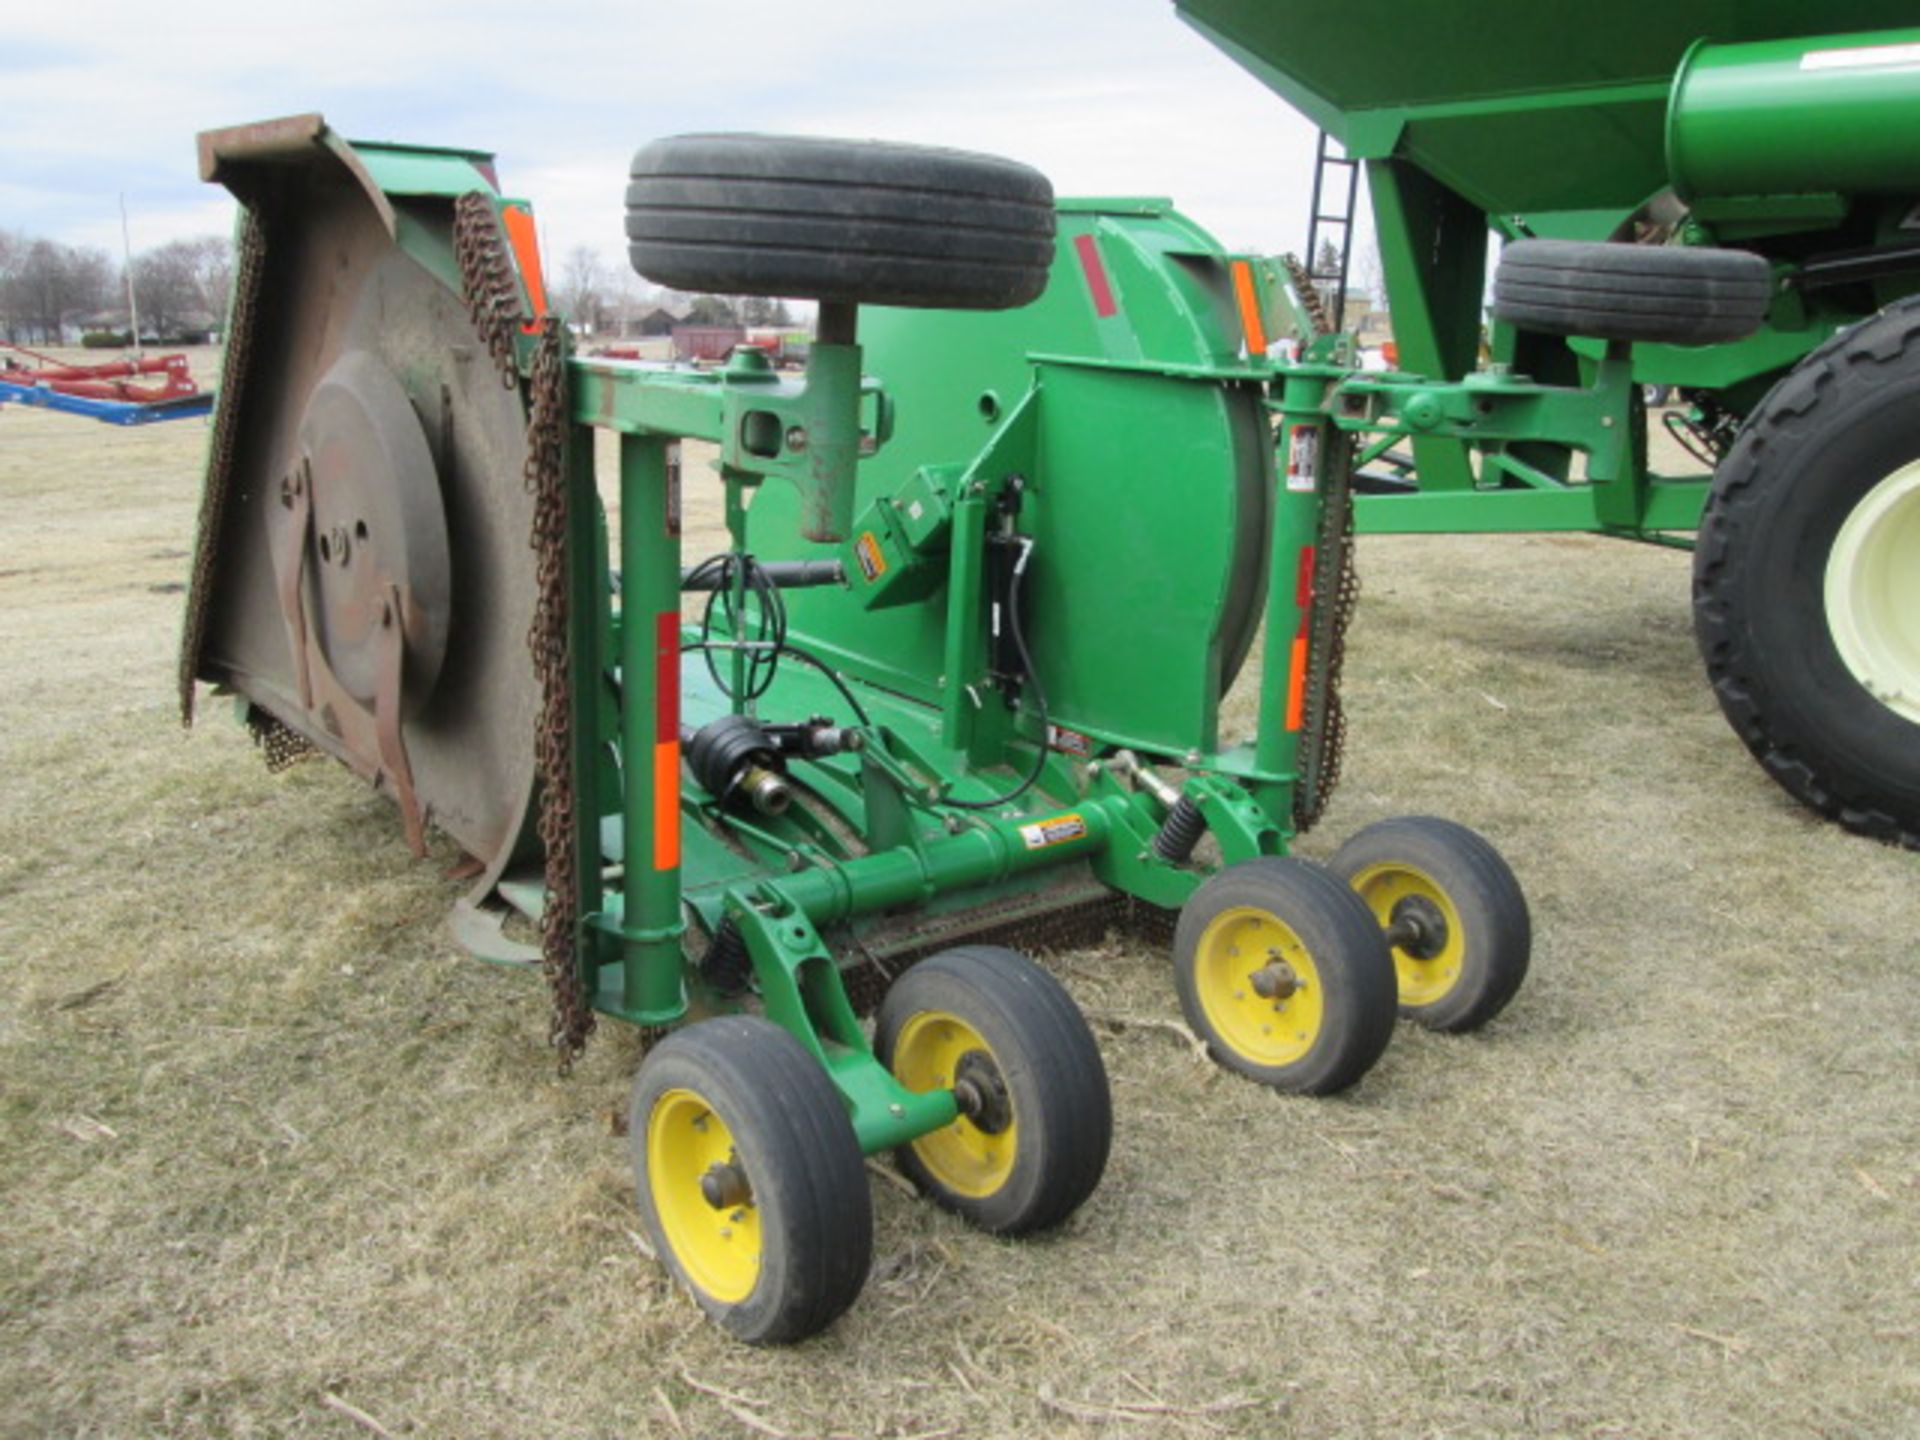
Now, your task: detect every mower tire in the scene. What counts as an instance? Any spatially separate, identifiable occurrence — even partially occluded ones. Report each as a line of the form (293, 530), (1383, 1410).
(876, 945), (1110, 1234)
(1325, 816), (1530, 1032)
(630, 1016), (872, 1344)
(1493, 239), (1770, 346)
(1172, 857), (1396, 1095)
(1694, 297), (1920, 848)
(626, 134), (1054, 309)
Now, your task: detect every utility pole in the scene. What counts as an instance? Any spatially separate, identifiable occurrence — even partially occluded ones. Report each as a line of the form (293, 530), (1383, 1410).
(119, 194), (142, 357)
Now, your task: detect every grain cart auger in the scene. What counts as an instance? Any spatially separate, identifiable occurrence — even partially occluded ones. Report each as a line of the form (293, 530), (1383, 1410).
(182, 116), (1531, 1343)
(1177, 1), (1920, 849)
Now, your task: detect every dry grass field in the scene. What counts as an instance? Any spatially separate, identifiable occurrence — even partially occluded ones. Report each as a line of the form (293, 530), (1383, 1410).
(2, 349), (1916, 1438)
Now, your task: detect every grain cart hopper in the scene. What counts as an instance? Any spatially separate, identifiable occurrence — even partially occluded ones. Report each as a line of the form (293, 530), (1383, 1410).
(1176, 0), (1920, 847)
(181, 116), (1530, 1342)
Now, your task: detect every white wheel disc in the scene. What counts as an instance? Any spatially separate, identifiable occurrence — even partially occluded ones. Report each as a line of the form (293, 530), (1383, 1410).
(1826, 459), (1920, 726)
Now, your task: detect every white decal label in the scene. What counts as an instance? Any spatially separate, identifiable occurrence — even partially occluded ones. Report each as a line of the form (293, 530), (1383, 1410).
(1286, 426), (1319, 493)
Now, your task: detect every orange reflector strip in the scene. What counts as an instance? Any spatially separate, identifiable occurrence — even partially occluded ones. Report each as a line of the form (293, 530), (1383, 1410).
(1285, 637), (1310, 732)
(1231, 260), (1268, 353)
(653, 740), (681, 870)
(1285, 543), (1316, 732)
(501, 203), (549, 325)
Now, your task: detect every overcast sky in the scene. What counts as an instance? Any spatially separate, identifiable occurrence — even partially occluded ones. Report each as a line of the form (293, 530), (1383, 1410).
(2, 1), (1367, 283)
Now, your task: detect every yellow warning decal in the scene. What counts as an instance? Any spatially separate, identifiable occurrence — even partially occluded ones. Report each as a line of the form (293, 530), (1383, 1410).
(854, 531), (888, 582)
(1018, 812), (1088, 850)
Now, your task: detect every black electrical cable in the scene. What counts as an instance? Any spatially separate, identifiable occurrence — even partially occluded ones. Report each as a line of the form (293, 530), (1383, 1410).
(678, 639), (874, 730)
(682, 549), (880, 729)
(943, 537), (1052, 812)
(686, 551), (786, 701)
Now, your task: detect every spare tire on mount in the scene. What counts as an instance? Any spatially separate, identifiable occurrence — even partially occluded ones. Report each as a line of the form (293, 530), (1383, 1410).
(1492, 239), (1771, 346)
(625, 133), (1055, 311)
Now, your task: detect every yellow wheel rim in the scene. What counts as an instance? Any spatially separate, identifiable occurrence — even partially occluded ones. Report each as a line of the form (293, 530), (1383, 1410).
(1192, 906), (1326, 1067)
(892, 1012), (1017, 1199)
(1349, 862), (1465, 1009)
(646, 1088), (761, 1305)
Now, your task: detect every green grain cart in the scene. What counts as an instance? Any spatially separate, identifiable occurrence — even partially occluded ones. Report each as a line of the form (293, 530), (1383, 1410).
(1177, 1), (1920, 847)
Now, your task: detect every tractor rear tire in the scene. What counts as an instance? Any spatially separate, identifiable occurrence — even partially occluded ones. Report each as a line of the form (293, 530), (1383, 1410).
(626, 134), (1054, 310)
(1693, 297), (1920, 849)
(1493, 239), (1770, 346)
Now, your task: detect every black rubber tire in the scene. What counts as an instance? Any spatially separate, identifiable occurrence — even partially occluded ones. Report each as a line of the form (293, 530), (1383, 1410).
(1171, 858), (1397, 1095)
(1324, 817), (1530, 1033)
(875, 946), (1110, 1234)
(626, 133), (1054, 310)
(1493, 239), (1770, 345)
(629, 1016), (872, 1344)
(1693, 297), (1920, 848)
(1643, 383), (1674, 408)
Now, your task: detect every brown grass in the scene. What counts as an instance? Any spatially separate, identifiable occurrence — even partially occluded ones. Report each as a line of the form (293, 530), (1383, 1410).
(2, 351), (1916, 1438)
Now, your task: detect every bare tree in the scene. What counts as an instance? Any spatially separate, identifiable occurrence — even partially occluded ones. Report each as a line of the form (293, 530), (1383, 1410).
(132, 237), (231, 338)
(555, 245), (611, 333)
(1, 239), (113, 342)
(685, 294), (738, 325)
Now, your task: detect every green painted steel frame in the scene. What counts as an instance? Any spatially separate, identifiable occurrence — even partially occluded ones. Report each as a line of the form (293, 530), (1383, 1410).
(558, 340), (1253, 1155)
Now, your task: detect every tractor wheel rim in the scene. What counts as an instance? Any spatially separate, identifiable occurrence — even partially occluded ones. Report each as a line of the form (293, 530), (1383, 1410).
(647, 1089), (761, 1304)
(1193, 906), (1325, 1066)
(1827, 460), (1920, 725)
(894, 1012), (1017, 1198)
(1350, 863), (1465, 1009)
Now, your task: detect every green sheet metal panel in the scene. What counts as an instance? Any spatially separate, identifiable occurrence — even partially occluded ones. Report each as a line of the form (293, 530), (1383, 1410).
(1174, 0), (1920, 215)
(751, 200), (1273, 759)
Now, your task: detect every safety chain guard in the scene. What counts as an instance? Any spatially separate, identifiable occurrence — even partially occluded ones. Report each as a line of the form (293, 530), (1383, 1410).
(1283, 251), (1337, 342)
(1280, 253), (1358, 832)
(523, 315), (596, 1064)
(452, 191), (527, 390)
(179, 208), (268, 725)
(454, 191), (594, 1061)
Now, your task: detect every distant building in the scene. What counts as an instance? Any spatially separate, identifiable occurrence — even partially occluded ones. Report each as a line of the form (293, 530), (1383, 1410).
(636, 307), (681, 338)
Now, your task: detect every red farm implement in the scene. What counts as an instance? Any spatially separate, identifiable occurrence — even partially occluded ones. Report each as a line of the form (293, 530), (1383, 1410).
(0, 343), (213, 425)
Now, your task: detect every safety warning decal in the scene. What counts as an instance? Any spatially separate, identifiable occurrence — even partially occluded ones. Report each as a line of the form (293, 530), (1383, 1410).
(1286, 426), (1319, 493)
(854, 530), (888, 582)
(1018, 813), (1088, 850)
(1046, 725), (1093, 758)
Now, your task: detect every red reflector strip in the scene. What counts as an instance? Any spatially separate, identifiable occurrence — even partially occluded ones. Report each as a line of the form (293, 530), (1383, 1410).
(653, 610), (680, 871)
(1231, 260), (1268, 353)
(502, 203), (550, 327)
(654, 611), (679, 743)
(1294, 543), (1317, 608)
(1074, 234), (1118, 318)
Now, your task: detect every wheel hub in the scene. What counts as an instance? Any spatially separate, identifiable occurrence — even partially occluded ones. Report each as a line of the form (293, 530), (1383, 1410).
(950, 1049), (1012, 1135)
(1248, 957), (1302, 1000)
(1825, 458), (1920, 725)
(1383, 893), (1449, 960)
(699, 1158), (753, 1210)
